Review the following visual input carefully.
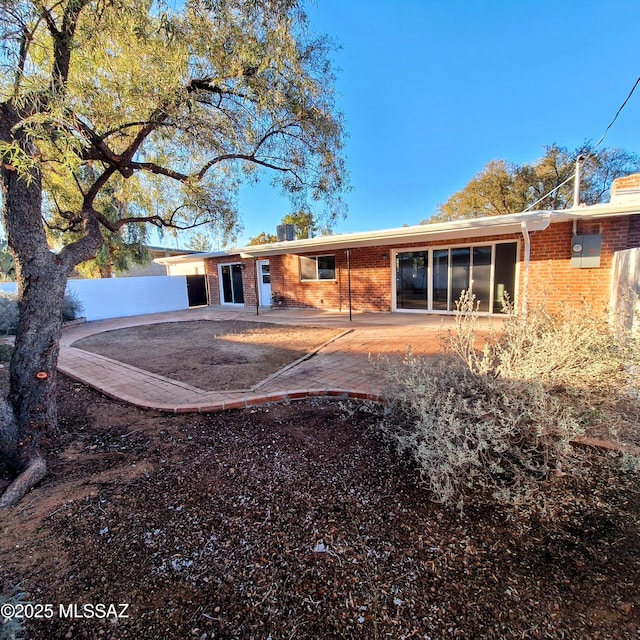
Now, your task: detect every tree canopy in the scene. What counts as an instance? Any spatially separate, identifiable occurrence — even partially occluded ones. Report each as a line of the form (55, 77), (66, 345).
(427, 144), (640, 222)
(248, 208), (329, 244)
(248, 231), (278, 245)
(188, 231), (213, 252)
(1, 0), (347, 239)
(0, 0), (347, 506)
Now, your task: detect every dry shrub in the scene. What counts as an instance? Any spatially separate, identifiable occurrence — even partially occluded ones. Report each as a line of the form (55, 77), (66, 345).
(446, 292), (637, 394)
(379, 291), (640, 509)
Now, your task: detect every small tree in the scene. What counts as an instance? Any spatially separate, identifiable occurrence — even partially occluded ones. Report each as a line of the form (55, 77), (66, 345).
(281, 210), (317, 239)
(0, 0), (347, 506)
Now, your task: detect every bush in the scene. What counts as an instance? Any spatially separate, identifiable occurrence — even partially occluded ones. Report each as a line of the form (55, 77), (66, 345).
(444, 291), (638, 395)
(61, 290), (84, 322)
(0, 293), (19, 336)
(379, 352), (582, 509)
(0, 290), (84, 335)
(378, 291), (640, 510)
(0, 344), (13, 363)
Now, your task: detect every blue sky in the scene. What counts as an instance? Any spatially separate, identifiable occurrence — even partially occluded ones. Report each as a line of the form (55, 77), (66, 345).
(231, 0), (640, 246)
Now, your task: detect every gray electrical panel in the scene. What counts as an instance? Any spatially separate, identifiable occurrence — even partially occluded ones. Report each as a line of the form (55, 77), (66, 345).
(570, 234), (601, 268)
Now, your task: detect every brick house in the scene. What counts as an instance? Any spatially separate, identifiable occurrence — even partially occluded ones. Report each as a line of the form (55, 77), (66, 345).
(157, 199), (640, 317)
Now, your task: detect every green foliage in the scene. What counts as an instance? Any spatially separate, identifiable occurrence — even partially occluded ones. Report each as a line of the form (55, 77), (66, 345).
(60, 290), (84, 322)
(281, 210), (317, 239)
(247, 231), (278, 245)
(379, 291), (640, 510)
(0, 244), (15, 282)
(428, 144), (640, 221)
(248, 208), (327, 244)
(0, 294), (20, 336)
(0, 343), (13, 363)
(188, 232), (213, 252)
(1, 0), (348, 249)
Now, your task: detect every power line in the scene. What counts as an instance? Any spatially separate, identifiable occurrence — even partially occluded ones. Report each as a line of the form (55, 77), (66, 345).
(592, 75), (640, 153)
(526, 75), (640, 211)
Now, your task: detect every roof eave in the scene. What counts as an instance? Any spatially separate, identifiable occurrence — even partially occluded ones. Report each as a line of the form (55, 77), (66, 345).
(237, 212), (552, 257)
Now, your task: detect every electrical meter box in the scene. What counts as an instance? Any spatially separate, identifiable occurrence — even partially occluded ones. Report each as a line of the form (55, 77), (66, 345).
(570, 234), (601, 268)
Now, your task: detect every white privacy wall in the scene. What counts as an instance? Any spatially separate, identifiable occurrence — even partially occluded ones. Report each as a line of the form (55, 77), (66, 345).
(1, 276), (189, 322)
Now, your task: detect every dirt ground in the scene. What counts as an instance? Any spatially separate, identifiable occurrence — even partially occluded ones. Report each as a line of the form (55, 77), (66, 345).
(71, 320), (344, 390)
(0, 372), (639, 640)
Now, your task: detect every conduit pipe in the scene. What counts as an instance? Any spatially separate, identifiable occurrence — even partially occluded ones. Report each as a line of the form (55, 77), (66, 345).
(520, 221), (531, 317)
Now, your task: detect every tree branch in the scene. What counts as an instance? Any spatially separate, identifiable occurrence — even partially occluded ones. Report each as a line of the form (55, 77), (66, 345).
(196, 153), (294, 180)
(186, 77), (251, 102)
(127, 161), (189, 182)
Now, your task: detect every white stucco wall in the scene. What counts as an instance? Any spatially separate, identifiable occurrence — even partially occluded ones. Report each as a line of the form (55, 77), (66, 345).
(0, 275), (189, 322)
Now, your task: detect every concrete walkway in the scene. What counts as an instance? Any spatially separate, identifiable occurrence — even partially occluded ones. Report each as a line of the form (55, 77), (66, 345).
(58, 307), (475, 413)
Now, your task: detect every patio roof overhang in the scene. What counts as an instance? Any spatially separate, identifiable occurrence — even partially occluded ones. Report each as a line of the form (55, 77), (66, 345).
(237, 211), (555, 258)
(154, 201), (640, 265)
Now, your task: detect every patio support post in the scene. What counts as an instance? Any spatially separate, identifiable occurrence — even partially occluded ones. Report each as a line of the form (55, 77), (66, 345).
(346, 249), (352, 322)
(255, 258), (259, 315)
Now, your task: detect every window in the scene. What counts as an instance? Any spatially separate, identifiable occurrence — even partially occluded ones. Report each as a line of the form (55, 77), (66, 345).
(395, 241), (518, 314)
(300, 255), (336, 281)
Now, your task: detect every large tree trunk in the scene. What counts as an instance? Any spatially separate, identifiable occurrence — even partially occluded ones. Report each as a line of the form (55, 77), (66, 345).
(0, 104), (101, 507)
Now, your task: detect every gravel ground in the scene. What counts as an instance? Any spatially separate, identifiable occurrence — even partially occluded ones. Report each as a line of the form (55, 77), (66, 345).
(0, 375), (638, 640)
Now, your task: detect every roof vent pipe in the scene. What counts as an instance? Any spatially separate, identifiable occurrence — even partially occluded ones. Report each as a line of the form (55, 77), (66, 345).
(573, 155), (585, 208)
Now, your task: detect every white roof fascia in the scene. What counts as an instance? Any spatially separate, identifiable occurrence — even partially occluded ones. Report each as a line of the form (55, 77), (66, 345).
(153, 251), (226, 265)
(152, 201), (640, 264)
(548, 202), (640, 221)
(236, 211), (553, 257)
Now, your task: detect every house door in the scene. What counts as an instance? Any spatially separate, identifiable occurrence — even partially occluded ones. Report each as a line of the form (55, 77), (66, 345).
(220, 264), (244, 304)
(186, 275), (208, 307)
(257, 260), (271, 306)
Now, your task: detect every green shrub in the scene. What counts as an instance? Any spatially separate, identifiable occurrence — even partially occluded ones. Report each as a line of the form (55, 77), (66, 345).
(61, 290), (84, 322)
(379, 291), (640, 510)
(0, 293), (19, 336)
(0, 344), (13, 363)
(0, 290), (84, 335)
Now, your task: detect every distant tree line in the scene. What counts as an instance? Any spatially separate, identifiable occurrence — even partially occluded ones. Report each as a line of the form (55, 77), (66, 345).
(426, 144), (640, 222)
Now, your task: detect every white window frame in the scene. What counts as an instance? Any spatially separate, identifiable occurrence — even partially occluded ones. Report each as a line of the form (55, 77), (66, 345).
(299, 254), (337, 281)
(391, 239), (520, 314)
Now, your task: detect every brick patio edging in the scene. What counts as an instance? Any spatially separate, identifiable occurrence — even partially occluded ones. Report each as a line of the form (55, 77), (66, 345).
(129, 388), (383, 414)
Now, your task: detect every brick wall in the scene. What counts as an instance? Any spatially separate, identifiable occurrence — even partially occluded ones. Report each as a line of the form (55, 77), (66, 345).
(523, 218), (633, 312)
(203, 215), (640, 314)
(204, 256), (257, 307)
(270, 249), (392, 311)
(268, 237), (521, 312)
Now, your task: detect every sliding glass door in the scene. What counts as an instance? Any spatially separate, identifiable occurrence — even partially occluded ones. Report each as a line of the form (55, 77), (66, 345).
(395, 251), (428, 310)
(395, 242), (517, 313)
(220, 264), (244, 304)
